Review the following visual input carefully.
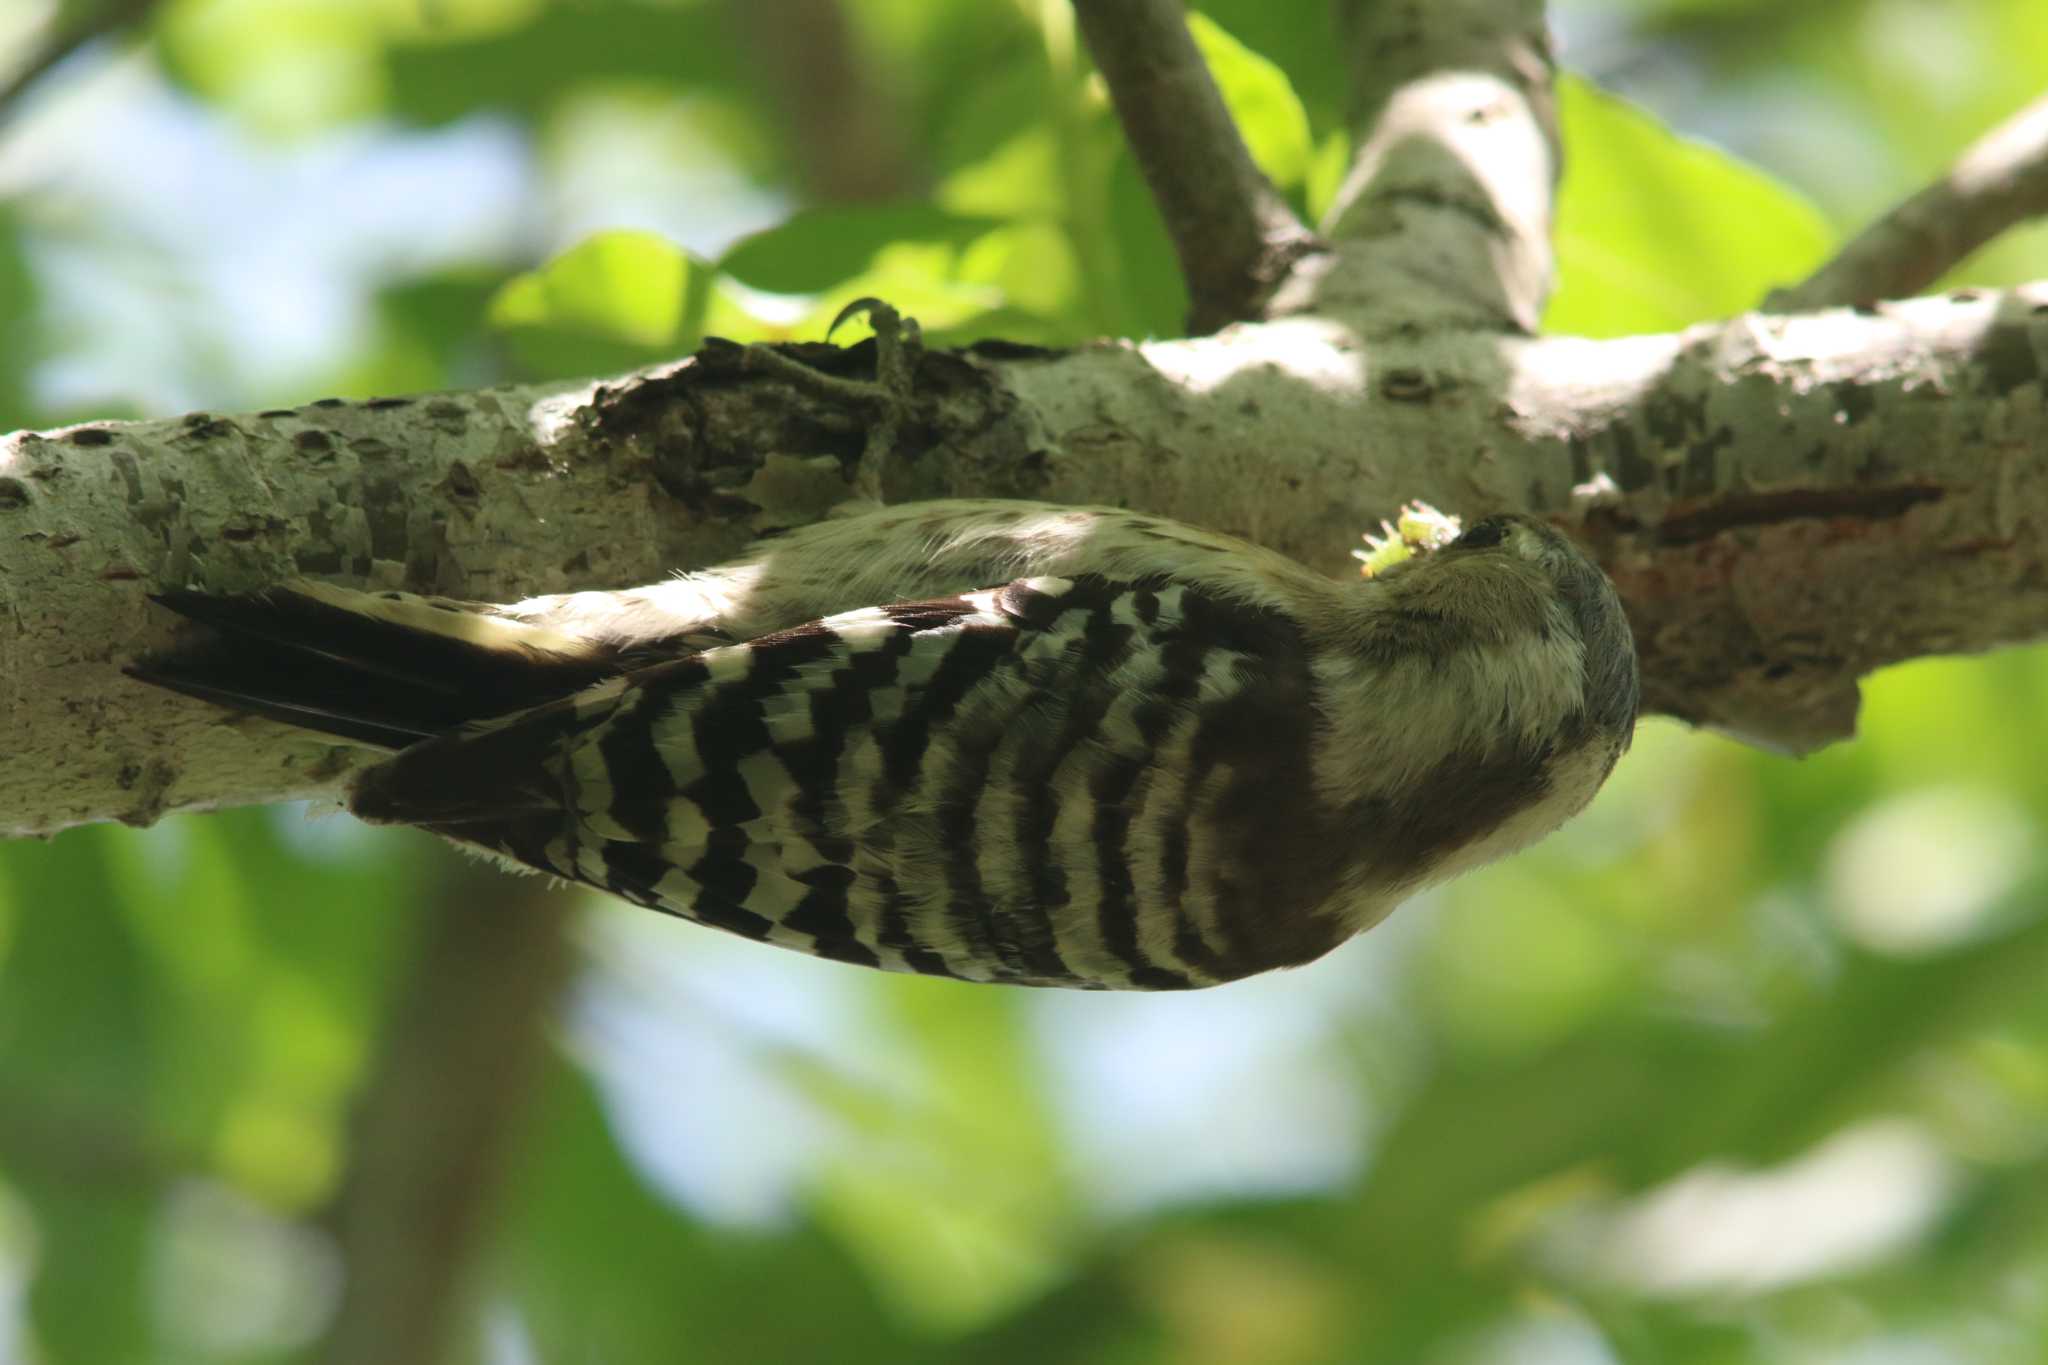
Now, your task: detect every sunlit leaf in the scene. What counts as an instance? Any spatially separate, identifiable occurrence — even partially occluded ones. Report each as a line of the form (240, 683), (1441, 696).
(489, 230), (775, 379)
(491, 230), (690, 345)
(158, 0), (386, 134)
(1106, 149), (1190, 337)
(1305, 129), (1350, 225)
(1189, 0), (1348, 133)
(1546, 74), (1836, 336)
(938, 127), (1066, 220)
(957, 222), (1081, 318)
(720, 204), (999, 295)
(1186, 12), (1313, 190)
(780, 242), (1052, 349)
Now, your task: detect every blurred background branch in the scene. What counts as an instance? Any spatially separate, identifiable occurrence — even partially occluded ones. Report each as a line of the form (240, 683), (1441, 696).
(316, 856), (575, 1365)
(720, 0), (917, 204)
(0, 0), (158, 121)
(1769, 90), (2048, 309)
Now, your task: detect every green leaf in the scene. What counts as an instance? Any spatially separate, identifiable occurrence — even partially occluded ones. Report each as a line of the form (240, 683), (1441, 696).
(957, 222), (1082, 318)
(383, 0), (740, 127)
(1546, 74), (1836, 337)
(156, 0), (387, 135)
(938, 126), (1067, 220)
(719, 204), (999, 295)
(788, 243), (1007, 347)
(347, 267), (514, 395)
(492, 1054), (931, 1365)
(0, 207), (36, 433)
(491, 230), (691, 346)
(1305, 129), (1351, 225)
(489, 231), (774, 379)
(730, 228), (1085, 351)
(1106, 150), (1191, 338)
(719, 203), (1091, 345)
(802, 978), (1078, 1335)
(0, 828), (159, 1364)
(1189, 1), (1347, 131)
(927, 56), (1056, 186)
(1186, 13), (1313, 190)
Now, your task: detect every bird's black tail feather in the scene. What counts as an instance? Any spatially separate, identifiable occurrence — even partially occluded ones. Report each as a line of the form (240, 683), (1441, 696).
(128, 583), (623, 750)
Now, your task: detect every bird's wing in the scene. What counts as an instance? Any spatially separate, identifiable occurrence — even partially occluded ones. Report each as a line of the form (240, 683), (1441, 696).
(354, 573), (1338, 989)
(129, 581), (640, 748)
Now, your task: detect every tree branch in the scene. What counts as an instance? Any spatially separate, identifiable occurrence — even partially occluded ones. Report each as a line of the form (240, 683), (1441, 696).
(1769, 92), (2048, 311)
(0, 0), (158, 122)
(720, 0), (917, 204)
(1071, 0), (1319, 334)
(1277, 0), (1557, 334)
(8, 284), (2048, 835)
(315, 850), (576, 1365)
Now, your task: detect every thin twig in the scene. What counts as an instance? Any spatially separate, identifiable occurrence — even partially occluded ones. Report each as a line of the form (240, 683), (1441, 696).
(1071, 0), (1320, 334)
(1769, 92), (2048, 311)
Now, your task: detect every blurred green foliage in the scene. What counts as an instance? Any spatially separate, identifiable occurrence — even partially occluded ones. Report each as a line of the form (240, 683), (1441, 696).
(3, 0), (2048, 1361)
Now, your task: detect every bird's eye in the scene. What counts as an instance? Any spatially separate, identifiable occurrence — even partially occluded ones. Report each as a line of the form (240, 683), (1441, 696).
(1456, 519), (1509, 549)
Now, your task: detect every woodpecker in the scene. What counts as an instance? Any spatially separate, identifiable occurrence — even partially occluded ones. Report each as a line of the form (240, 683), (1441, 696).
(130, 499), (1639, 990)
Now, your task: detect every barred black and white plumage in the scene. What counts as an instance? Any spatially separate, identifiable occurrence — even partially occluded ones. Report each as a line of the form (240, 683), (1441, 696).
(129, 499), (1640, 990)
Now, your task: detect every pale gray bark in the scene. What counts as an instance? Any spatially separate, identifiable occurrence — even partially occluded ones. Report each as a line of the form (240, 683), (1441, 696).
(1275, 0), (1558, 334)
(4, 0), (2045, 839)
(6, 285), (2046, 835)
